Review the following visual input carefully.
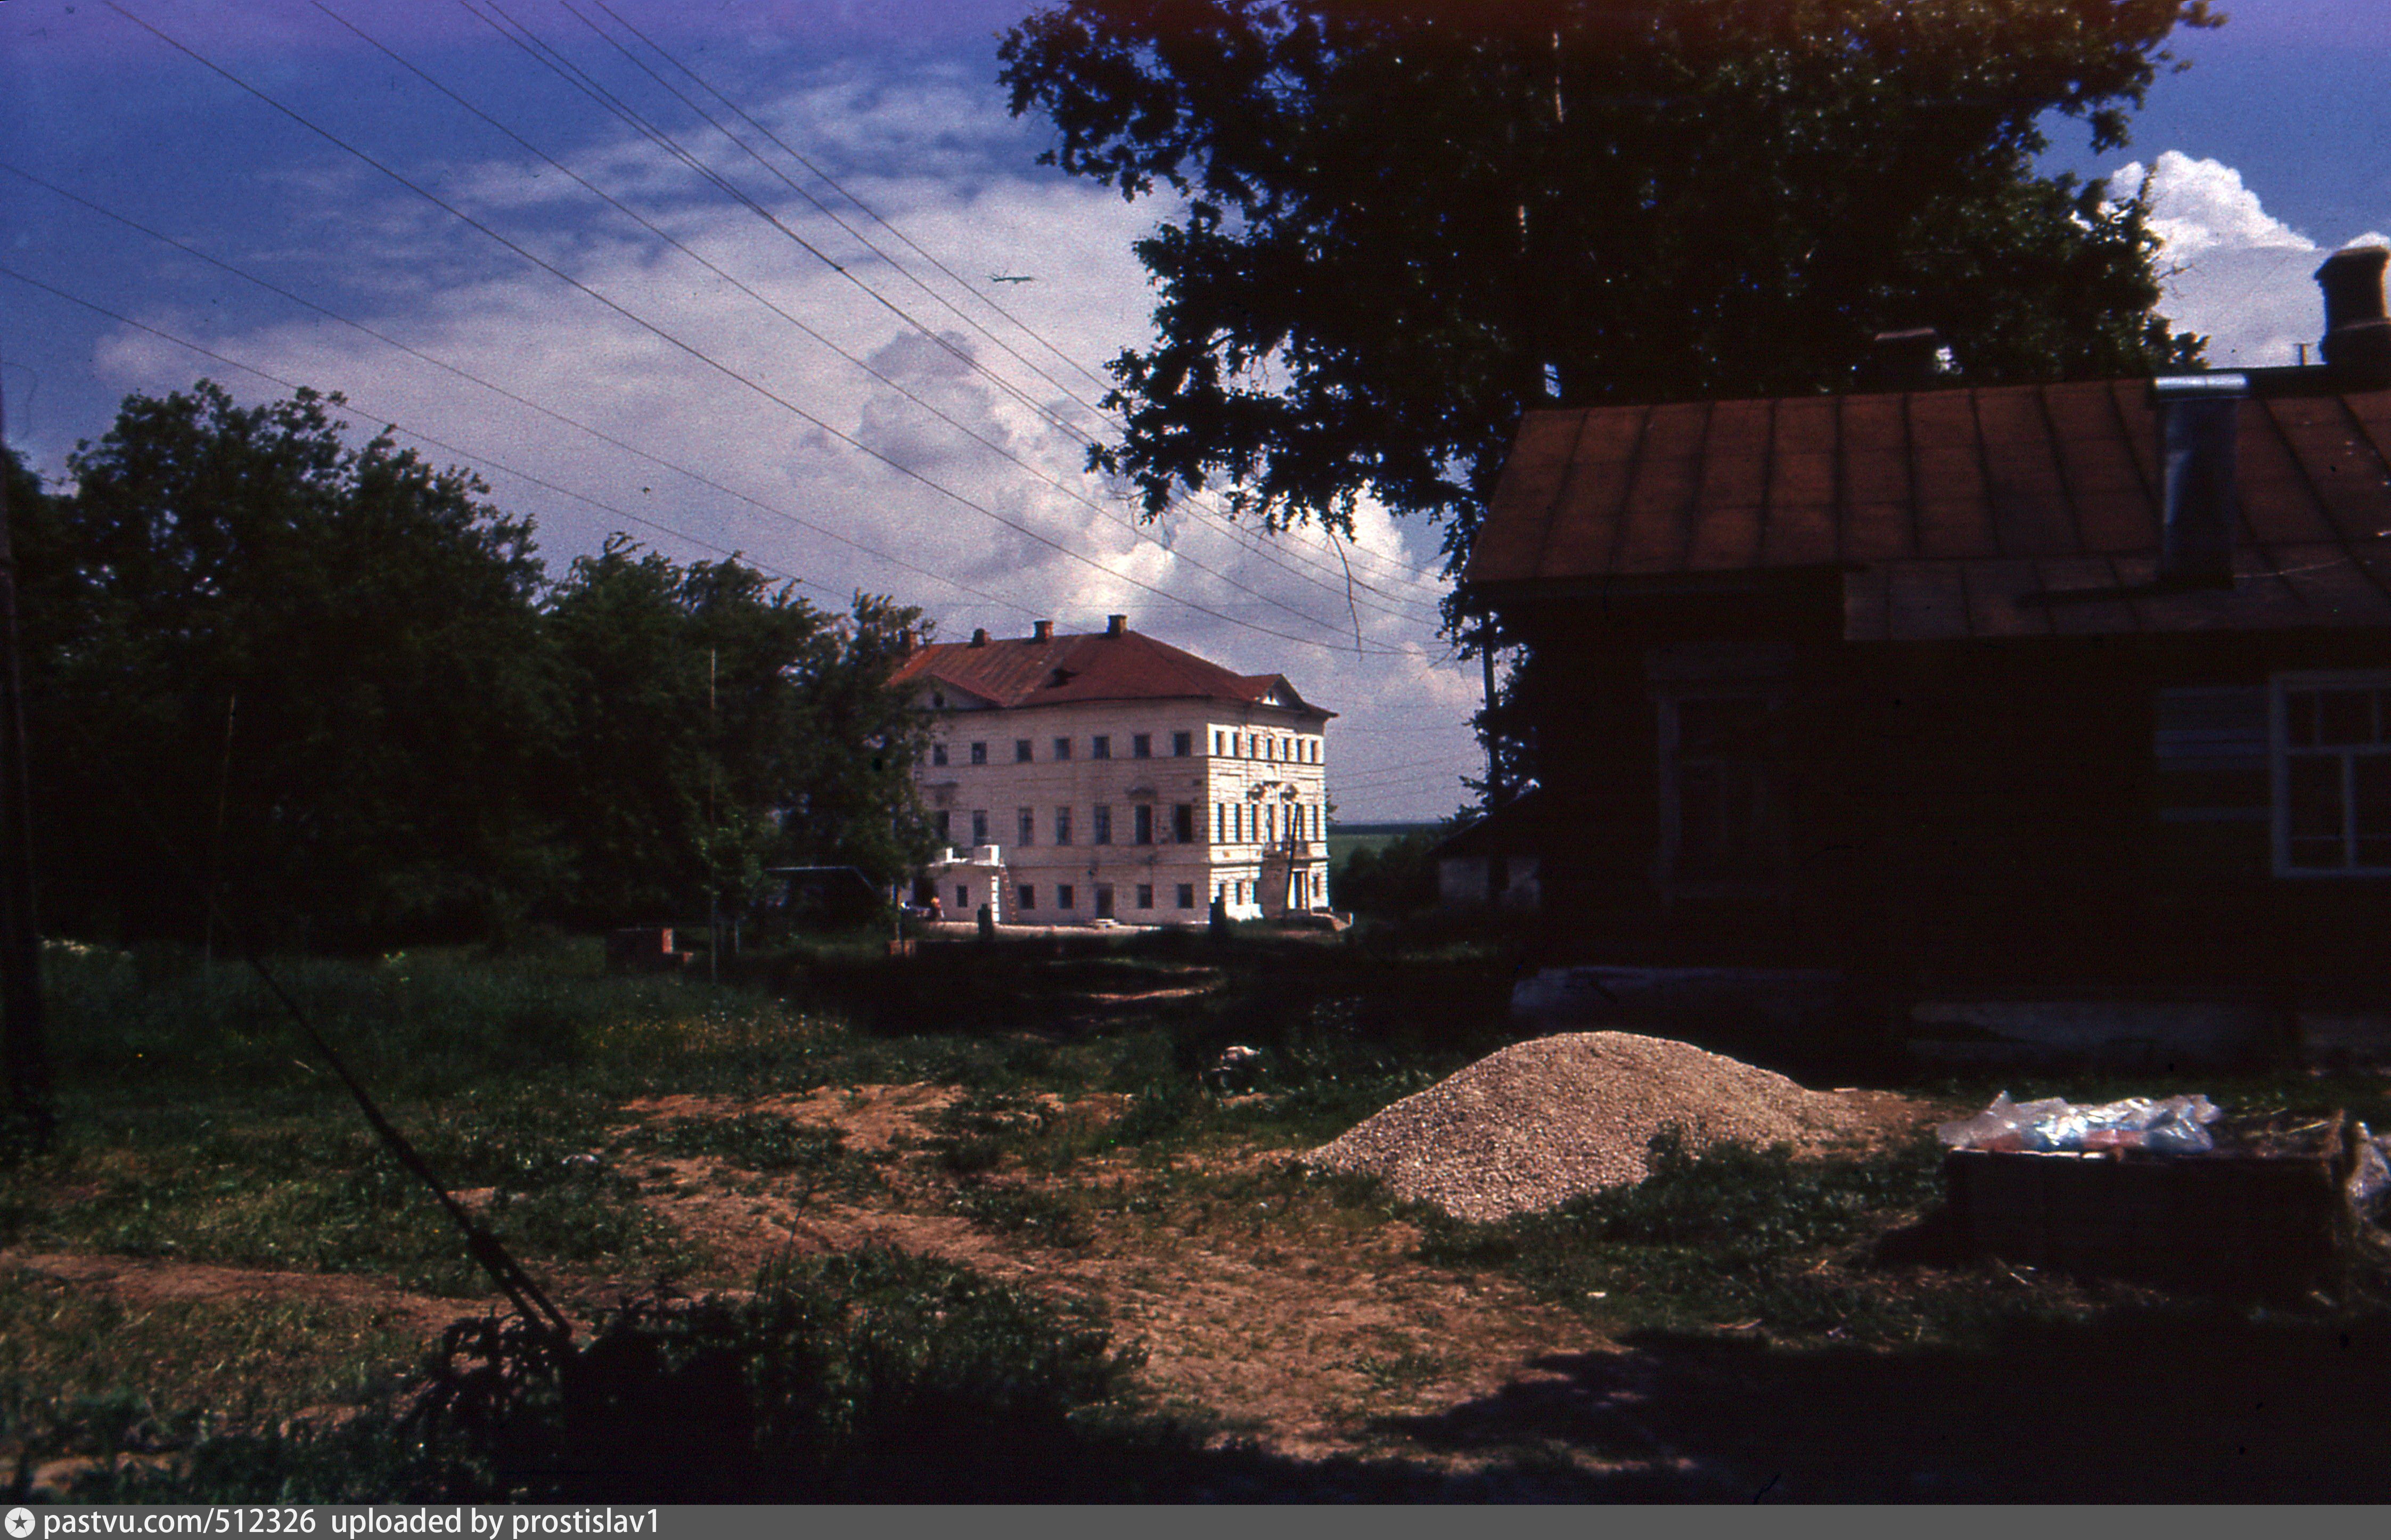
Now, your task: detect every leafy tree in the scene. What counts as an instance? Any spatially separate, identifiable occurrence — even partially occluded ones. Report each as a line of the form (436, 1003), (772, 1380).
(1333, 827), (1446, 918)
(26, 382), (558, 946)
(541, 538), (932, 928)
(1001, 0), (2215, 580)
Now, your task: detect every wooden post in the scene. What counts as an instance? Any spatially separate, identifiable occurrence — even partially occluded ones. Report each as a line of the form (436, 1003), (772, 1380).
(0, 362), (52, 1143)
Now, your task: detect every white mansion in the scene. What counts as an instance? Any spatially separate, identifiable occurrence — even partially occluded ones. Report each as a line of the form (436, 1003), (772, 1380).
(892, 616), (1334, 924)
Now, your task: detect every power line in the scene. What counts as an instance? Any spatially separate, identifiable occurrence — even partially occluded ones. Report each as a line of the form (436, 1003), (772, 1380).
(288, 7), (1378, 644)
(502, 0), (1451, 619)
(98, 3), (1417, 657)
(447, 0), (1434, 635)
(561, 0), (1119, 432)
(575, 0), (1450, 607)
(585, 0), (1119, 405)
(0, 261), (1041, 619)
(0, 165), (1041, 613)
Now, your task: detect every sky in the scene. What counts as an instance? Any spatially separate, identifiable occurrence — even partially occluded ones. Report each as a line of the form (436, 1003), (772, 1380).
(3, 0), (2388, 823)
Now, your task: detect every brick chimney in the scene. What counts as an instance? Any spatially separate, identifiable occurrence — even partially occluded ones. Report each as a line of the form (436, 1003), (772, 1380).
(2317, 246), (2391, 388)
(1106, 614), (1128, 637)
(1031, 619), (1053, 643)
(969, 628), (989, 648)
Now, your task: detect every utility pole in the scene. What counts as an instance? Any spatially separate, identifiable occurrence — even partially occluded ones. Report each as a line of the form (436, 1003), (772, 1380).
(707, 645), (718, 987)
(1478, 619), (1504, 805)
(0, 358), (52, 1145)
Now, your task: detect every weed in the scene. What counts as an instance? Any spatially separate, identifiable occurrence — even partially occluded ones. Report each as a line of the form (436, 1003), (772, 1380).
(637, 1113), (847, 1174)
(1350, 1348), (1447, 1394)
(949, 1185), (1093, 1250)
(62, 1250), (1172, 1502)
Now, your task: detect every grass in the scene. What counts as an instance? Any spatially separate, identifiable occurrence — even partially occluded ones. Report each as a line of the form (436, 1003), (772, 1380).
(0, 1270), (423, 1460)
(42, 1249), (1177, 1503)
(14, 928), (2391, 1499)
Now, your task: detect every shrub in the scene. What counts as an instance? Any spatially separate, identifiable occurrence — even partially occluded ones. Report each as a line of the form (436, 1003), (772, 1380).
(72, 1250), (1153, 1503)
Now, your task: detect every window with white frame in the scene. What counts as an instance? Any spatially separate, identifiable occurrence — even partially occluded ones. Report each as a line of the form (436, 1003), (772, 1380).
(2274, 671), (2391, 875)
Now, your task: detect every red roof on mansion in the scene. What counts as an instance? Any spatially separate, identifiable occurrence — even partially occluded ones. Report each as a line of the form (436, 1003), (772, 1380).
(890, 615), (1333, 716)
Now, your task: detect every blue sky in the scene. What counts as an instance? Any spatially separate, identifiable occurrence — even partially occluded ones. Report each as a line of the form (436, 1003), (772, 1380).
(4, 1), (2387, 820)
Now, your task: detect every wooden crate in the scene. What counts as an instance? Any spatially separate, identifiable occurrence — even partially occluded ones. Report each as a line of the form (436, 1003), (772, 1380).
(1943, 1146), (2346, 1294)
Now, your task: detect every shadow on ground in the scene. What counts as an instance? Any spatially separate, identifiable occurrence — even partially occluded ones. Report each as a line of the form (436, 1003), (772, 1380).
(1379, 1304), (2391, 1501)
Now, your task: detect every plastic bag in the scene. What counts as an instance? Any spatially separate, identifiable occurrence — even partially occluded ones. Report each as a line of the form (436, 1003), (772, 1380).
(1937, 1091), (2220, 1154)
(2348, 1125), (2391, 1211)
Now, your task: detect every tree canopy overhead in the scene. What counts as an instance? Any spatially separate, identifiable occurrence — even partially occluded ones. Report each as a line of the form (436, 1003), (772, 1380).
(1001, 0), (2218, 578)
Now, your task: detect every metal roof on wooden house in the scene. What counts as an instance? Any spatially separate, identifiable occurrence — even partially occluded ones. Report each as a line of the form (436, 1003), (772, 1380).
(1466, 380), (2391, 641)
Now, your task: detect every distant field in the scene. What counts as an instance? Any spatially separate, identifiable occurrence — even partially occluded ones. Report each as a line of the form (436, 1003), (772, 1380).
(1327, 822), (1437, 865)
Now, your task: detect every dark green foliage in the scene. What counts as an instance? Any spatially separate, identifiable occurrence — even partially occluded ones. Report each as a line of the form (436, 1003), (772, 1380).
(18, 384), (930, 951)
(1002, 0), (2214, 576)
(1003, 0), (2217, 804)
(1333, 826), (1445, 917)
(540, 539), (931, 928)
(27, 385), (555, 946)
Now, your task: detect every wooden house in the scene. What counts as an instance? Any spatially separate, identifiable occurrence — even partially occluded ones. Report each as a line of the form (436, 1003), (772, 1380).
(1463, 250), (2391, 1010)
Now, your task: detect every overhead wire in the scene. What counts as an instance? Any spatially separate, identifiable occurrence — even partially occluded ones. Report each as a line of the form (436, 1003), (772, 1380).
(0, 261), (1042, 619)
(463, 0), (1446, 630)
(515, 0), (1452, 618)
(584, 0), (1117, 402)
(290, 4), (1381, 643)
(576, 0), (1447, 605)
(97, 3), (1419, 657)
(0, 162), (1050, 611)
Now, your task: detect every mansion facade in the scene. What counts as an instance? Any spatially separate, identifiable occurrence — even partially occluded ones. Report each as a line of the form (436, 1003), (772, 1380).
(891, 616), (1333, 924)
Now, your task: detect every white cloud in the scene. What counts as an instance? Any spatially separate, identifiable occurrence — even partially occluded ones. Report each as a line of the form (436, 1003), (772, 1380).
(2114, 150), (2390, 368)
(87, 54), (1478, 818)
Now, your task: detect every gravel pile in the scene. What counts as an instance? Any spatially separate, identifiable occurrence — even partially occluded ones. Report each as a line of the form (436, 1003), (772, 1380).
(1304, 1030), (1858, 1223)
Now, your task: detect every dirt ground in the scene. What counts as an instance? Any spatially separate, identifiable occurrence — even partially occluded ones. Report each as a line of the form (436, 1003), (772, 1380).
(9, 1079), (1942, 1480)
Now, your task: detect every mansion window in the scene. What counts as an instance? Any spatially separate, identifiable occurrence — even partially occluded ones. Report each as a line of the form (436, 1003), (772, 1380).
(2276, 671), (2391, 875)
(1053, 736), (1072, 760)
(1015, 739), (1033, 763)
(1092, 735), (1111, 759)
(1133, 805), (1154, 845)
(1173, 804), (1196, 843)
(971, 809), (989, 845)
(969, 741), (987, 765)
(1054, 806), (1073, 845)
(1017, 808), (1035, 847)
(930, 743), (948, 767)
(1132, 733), (1152, 758)
(1092, 805), (1112, 845)
(1173, 732), (1192, 757)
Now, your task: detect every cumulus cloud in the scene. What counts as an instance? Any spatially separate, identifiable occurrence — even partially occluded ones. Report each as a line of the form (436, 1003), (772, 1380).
(79, 50), (1477, 816)
(2114, 150), (2390, 367)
